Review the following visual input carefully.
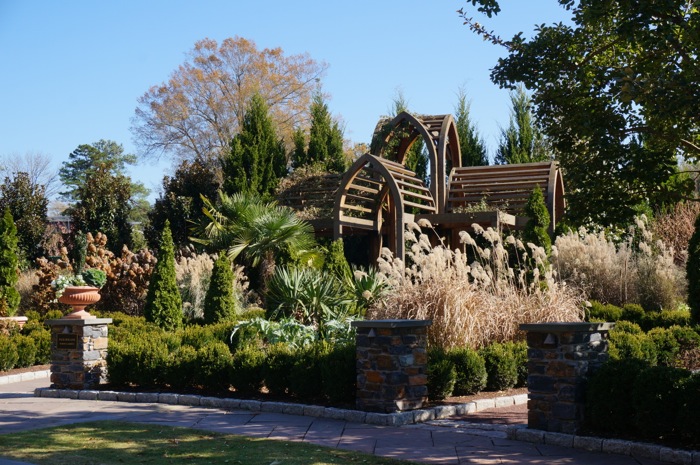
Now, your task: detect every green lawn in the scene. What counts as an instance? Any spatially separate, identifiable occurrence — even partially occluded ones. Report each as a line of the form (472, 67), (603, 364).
(0, 421), (417, 465)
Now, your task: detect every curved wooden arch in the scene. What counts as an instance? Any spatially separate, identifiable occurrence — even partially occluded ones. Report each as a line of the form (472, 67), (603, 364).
(333, 153), (436, 261)
(372, 112), (462, 212)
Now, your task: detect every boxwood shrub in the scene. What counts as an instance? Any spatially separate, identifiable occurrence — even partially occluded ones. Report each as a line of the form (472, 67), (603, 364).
(479, 342), (518, 391)
(446, 347), (486, 396)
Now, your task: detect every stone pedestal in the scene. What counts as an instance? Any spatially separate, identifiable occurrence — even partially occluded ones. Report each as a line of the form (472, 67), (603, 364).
(352, 319), (431, 413)
(46, 318), (112, 390)
(520, 322), (614, 434)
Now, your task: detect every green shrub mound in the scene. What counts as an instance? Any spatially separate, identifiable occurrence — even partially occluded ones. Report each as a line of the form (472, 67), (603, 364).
(11, 334), (36, 368)
(320, 342), (356, 403)
(164, 345), (198, 390)
(263, 343), (295, 396)
(195, 342), (233, 392)
(447, 347), (486, 396)
(0, 336), (18, 371)
(288, 344), (323, 399)
(632, 365), (691, 440)
(479, 342), (518, 391)
(230, 345), (265, 395)
(427, 356), (456, 401)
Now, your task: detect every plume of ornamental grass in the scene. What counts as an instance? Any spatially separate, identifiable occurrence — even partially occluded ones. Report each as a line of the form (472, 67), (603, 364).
(368, 220), (583, 350)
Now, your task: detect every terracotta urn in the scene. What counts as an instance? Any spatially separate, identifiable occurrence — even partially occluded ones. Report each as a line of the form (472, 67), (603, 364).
(58, 286), (101, 319)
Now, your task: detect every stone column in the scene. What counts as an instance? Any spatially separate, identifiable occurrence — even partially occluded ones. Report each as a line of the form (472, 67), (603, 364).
(352, 319), (431, 413)
(519, 322), (614, 434)
(46, 317), (113, 390)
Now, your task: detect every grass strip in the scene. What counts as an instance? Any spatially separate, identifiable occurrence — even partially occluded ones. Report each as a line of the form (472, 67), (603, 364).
(0, 421), (416, 465)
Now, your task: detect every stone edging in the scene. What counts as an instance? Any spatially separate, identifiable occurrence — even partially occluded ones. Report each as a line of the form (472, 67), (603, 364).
(503, 426), (699, 465)
(33, 387), (527, 427)
(0, 370), (50, 385)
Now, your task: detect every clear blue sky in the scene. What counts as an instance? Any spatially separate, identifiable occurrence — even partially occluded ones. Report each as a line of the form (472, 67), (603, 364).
(0, 1), (569, 202)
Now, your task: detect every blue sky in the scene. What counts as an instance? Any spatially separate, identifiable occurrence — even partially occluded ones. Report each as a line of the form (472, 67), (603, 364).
(0, 1), (570, 202)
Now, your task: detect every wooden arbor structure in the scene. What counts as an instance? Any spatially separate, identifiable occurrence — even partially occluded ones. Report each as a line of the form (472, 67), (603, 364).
(332, 112), (565, 263)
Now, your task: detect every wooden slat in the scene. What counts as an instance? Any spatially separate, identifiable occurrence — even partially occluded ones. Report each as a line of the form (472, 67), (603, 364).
(400, 189), (435, 202)
(403, 199), (437, 211)
(341, 203), (373, 214)
(344, 192), (376, 203)
(348, 183), (380, 195)
(449, 182), (547, 193)
(450, 174), (550, 185)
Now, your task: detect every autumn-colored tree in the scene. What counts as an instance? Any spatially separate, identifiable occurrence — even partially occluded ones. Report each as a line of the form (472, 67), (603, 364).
(221, 94), (287, 198)
(455, 88), (488, 167)
(0, 172), (48, 262)
(132, 37), (327, 168)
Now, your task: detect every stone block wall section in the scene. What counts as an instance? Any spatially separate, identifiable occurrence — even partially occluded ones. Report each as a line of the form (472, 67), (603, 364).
(352, 319), (431, 413)
(519, 322), (615, 435)
(46, 318), (112, 390)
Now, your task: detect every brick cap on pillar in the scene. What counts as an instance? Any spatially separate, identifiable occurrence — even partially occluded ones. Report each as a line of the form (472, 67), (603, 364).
(351, 319), (432, 328)
(45, 318), (113, 326)
(519, 322), (615, 333)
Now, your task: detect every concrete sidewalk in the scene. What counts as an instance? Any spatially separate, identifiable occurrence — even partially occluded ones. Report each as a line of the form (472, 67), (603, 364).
(0, 378), (670, 465)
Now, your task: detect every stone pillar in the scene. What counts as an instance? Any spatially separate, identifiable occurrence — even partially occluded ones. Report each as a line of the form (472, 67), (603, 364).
(520, 322), (614, 434)
(46, 318), (112, 390)
(352, 319), (431, 413)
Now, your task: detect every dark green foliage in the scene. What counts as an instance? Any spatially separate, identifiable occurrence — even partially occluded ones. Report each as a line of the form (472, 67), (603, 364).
(586, 359), (648, 434)
(0, 172), (48, 262)
(82, 268), (107, 288)
(305, 94), (346, 173)
(522, 187), (551, 255)
(203, 254), (238, 324)
(11, 334), (36, 368)
(0, 336), (18, 371)
(146, 157), (219, 249)
(179, 325), (217, 349)
(643, 309), (692, 330)
(23, 327), (50, 364)
(446, 347), (486, 395)
(608, 329), (657, 365)
(291, 127), (308, 168)
(320, 342), (356, 403)
(230, 345), (265, 395)
(144, 221), (183, 331)
(263, 343), (296, 396)
(164, 345), (198, 390)
(222, 94), (287, 198)
(621, 303), (645, 325)
(195, 342), (233, 392)
(505, 341), (528, 387)
(427, 348), (457, 401)
(494, 86), (550, 165)
(455, 89), (488, 167)
(678, 374), (700, 443)
(107, 337), (169, 387)
(322, 239), (351, 282)
(479, 342), (518, 391)
(633, 365), (691, 440)
(648, 327), (681, 367)
(587, 301), (623, 322)
(610, 320), (643, 335)
(70, 162), (134, 251)
(689, 212), (700, 325)
(0, 209), (20, 317)
(288, 344), (323, 399)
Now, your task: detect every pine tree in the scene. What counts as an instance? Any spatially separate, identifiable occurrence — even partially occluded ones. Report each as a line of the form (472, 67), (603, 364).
(305, 94), (346, 173)
(495, 86), (551, 165)
(291, 127), (308, 169)
(203, 254), (238, 324)
(687, 213), (700, 324)
(455, 89), (488, 166)
(522, 187), (551, 255)
(144, 221), (183, 330)
(0, 209), (20, 317)
(222, 94), (287, 198)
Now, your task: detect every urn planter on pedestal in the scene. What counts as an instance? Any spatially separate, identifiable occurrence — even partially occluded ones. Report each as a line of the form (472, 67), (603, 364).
(58, 286), (101, 319)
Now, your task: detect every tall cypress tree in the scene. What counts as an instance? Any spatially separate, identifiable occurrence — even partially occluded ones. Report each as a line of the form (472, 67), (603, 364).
(222, 94), (287, 198)
(0, 209), (20, 317)
(495, 86), (551, 165)
(291, 127), (308, 169)
(203, 254), (237, 324)
(305, 94), (346, 173)
(144, 220), (182, 330)
(455, 89), (488, 167)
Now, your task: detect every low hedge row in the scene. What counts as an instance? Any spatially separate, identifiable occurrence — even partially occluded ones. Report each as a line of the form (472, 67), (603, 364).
(0, 311), (56, 372)
(608, 321), (700, 369)
(427, 341), (527, 400)
(586, 360), (700, 445)
(587, 300), (691, 331)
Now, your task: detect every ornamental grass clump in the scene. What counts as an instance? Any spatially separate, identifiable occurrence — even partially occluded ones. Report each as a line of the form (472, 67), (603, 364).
(369, 221), (583, 350)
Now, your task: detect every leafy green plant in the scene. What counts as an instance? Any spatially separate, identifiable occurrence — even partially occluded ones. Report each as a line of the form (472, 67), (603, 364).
(195, 342), (232, 392)
(427, 348), (456, 401)
(230, 345), (265, 395)
(479, 342), (518, 391)
(288, 343), (323, 399)
(320, 342), (356, 403)
(263, 343), (296, 396)
(164, 345), (198, 390)
(144, 221), (183, 331)
(633, 365), (691, 440)
(523, 187), (551, 255)
(203, 254), (238, 324)
(0, 336), (18, 371)
(10, 334), (36, 368)
(447, 347), (486, 395)
(0, 209), (20, 317)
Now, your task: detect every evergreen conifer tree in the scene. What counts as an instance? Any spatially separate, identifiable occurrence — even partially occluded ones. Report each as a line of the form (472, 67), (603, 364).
(522, 187), (551, 255)
(144, 220), (182, 330)
(222, 94), (287, 198)
(0, 209), (20, 317)
(495, 86), (551, 165)
(306, 94), (346, 173)
(203, 254), (237, 324)
(455, 89), (489, 166)
(323, 239), (351, 282)
(291, 127), (308, 169)
(687, 213), (700, 324)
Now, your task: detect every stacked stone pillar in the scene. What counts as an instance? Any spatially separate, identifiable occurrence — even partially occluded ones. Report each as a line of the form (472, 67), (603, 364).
(46, 318), (112, 390)
(352, 319), (431, 413)
(520, 322), (614, 434)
